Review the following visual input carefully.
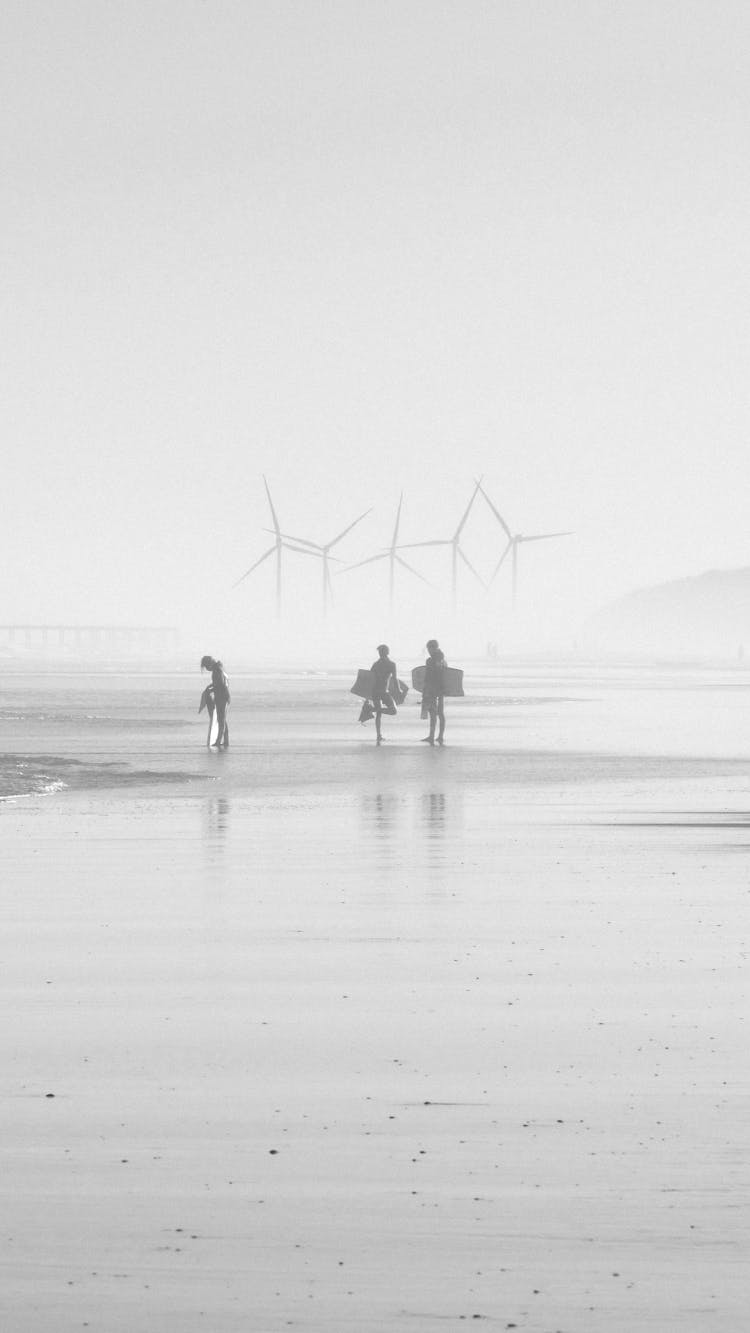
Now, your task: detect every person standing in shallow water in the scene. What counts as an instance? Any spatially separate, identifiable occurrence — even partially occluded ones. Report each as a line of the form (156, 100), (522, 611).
(422, 638), (446, 746)
(200, 655), (231, 748)
(370, 643), (398, 745)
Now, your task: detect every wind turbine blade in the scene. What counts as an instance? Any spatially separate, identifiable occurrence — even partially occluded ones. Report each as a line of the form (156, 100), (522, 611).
(391, 493), (403, 550)
(478, 483), (513, 540)
(457, 546), (486, 588)
(281, 541), (323, 558)
(326, 508), (373, 550)
(518, 531), (573, 544)
(394, 554), (433, 586)
(454, 479), (482, 539)
(396, 539), (451, 550)
(263, 528), (323, 550)
(263, 475), (281, 535)
(232, 544), (275, 587)
(489, 541), (513, 585)
(338, 552), (389, 573)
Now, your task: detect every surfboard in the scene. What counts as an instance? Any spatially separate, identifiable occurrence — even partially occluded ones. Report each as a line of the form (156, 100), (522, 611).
(199, 686), (218, 745)
(388, 677), (409, 704)
(411, 664), (465, 697)
(352, 670), (409, 704)
(350, 669), (374, 700)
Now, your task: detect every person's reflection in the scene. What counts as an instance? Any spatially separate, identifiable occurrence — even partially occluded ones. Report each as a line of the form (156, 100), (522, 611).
(205, 796), (230, 848)
(201, 798), (231, 937)
(360, 792), (400, 868)
(419, 789), (464, 880)
(422, 790), (446, 839)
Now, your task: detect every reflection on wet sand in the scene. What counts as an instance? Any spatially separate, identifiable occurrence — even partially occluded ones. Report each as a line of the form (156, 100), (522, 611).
(371, 791), (399, 839)
(359, 792), (402, 868)
(204, 796), (230, 850)
(360, 787), (464, 872)
(422, 790), (446, 836)
(419, 788), (465, 874)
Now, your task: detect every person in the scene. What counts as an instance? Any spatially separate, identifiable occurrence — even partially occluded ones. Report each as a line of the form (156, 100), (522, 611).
(200, 655), (231, 748)
(370, 643), (398, 745)
(421, 638), (446, 746)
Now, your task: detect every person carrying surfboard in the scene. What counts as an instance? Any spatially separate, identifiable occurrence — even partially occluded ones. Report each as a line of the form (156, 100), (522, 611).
(370, 643), (399, 745)
(422, 639), (446, 746)
(200, 655), (231, 749)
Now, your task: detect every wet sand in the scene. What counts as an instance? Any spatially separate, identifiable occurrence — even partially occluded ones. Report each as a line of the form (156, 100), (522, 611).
(1, 667), (749, 1330)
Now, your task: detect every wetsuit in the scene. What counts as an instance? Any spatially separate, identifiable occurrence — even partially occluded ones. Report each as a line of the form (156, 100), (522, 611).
(423, 650), (446, 742)
(370, 655), (398, 714)
(211, 662), (231, 746)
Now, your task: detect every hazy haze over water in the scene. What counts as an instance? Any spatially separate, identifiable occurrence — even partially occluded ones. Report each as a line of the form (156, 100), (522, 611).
(4, 1), (750, 648)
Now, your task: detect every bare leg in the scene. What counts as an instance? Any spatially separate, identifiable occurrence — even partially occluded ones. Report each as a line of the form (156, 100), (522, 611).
(422, 700), (436, 744)
(437, 697), (445, 744)
(213, 700), (226, 747)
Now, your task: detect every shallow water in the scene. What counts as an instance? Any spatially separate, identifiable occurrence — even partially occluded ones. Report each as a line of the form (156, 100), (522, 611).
(2, 660), (749, 800)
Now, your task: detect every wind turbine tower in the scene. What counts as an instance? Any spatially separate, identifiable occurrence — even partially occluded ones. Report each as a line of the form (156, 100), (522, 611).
(479, 482), (572, 607)
(269, 508), (373, 617)
(341, 494), (431, 611)
(233, 476), (312, 616)
(397, 478), (485, 611)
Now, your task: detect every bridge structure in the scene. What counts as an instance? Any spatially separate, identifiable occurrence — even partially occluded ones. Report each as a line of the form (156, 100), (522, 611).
(0, 625), (181, 652)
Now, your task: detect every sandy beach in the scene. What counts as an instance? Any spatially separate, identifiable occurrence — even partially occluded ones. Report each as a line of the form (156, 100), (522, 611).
(1, 662), (749, 1331)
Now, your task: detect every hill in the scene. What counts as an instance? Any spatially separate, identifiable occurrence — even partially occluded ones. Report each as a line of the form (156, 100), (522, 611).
(582, 566), (750, 658)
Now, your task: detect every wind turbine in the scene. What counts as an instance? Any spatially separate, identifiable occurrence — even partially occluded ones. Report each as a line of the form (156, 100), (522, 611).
(268, 507), (372, 617)
(397, 478), (485, 610)
(232, 476), (312, 616)
(479, 481), (572, 607)
(339, 494), (432, 610)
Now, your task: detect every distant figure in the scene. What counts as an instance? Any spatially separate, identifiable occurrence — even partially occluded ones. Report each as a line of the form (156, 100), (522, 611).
(200, 655), (231, 748)
(421, 638), (446, 746)
(370, 643), (398, 745)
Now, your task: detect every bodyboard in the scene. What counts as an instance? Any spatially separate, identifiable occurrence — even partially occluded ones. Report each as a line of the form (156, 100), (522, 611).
(388, 677), (409, 705)
(350, 669), (374, 700)
(411, 665), (465, 697)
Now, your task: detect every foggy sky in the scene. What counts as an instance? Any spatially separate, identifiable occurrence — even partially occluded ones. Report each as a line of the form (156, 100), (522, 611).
(4, 1), (750, 650)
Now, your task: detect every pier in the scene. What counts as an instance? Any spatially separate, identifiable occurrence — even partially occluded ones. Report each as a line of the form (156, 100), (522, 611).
(0, 625), (180, 652)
